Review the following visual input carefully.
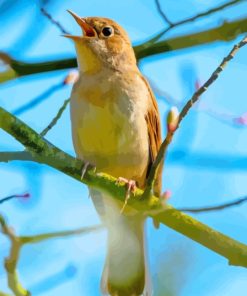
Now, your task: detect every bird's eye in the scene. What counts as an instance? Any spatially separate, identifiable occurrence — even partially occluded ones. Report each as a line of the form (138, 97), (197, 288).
(101, 26), (113, 37)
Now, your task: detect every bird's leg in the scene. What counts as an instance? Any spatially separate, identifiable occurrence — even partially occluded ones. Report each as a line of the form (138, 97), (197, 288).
(116, 177), (137, 214)
(81, 161), (96, 180)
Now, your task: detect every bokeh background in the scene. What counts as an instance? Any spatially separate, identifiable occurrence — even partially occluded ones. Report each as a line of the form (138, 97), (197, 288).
(0, 0), (247, 295)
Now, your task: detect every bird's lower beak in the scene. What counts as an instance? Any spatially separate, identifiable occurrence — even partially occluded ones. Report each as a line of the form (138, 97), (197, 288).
(64, 10), (96, 39)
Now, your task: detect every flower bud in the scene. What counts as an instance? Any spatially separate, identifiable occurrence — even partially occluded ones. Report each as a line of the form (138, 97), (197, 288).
(167, 106), (179, 132)
(63, 70), (79, 85)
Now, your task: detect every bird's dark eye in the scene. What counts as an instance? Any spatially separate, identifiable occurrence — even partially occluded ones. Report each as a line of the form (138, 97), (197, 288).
(101, 26), (113, 37)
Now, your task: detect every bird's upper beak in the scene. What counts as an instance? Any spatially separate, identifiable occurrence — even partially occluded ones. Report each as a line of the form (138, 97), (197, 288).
(63, 10), (96, 40)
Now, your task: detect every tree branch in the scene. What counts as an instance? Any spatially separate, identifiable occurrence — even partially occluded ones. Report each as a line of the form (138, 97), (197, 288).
(1, 17), (246, 84)
(40, 98), (70, 137)
(155, 0), (173, 26)
(20, 225), (103, 244)
(178, 196), (247, 213)
(12, 83), (65, 116)
(40, 7), (69, 35)
(0, 193), (29, 205)
(1, 107), (247, 267)
(144, 35), (247, 197)
(0, 151), (34, 162)
(0, 214), (102, 295)
(150, 0), (244, 44)
(135, 17), (247, 59)
(0, 216), (30, 296)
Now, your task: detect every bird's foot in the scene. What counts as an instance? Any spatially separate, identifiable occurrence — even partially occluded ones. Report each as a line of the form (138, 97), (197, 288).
(81, 162), (96, 180)
(116, 177), (136, 214)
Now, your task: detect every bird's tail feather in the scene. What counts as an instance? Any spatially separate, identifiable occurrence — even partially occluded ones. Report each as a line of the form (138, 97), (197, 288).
(101, 216), (148, 296)
(90, 189), (151, 296)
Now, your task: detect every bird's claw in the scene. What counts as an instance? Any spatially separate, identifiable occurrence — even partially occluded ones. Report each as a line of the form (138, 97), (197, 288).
(116, 177), (136, 214)
(81, 162), (96, 180)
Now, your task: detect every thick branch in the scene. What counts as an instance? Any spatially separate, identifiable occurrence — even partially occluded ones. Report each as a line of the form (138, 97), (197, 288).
(1, 107), (247, 267)
(135, 17), (247, 59)
(1, 17), (246, 84)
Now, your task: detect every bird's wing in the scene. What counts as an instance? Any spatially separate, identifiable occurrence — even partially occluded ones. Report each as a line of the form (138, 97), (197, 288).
(141, 75), (163, 196)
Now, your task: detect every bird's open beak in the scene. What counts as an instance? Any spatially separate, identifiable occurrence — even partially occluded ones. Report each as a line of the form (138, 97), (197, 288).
(63, 10), (96, 40)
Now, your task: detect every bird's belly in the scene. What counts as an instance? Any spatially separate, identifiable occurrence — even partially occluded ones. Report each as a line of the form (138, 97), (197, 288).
(71, 99), (149, 182)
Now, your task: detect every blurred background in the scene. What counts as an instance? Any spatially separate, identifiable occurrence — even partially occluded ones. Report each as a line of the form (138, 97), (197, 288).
(0, 0), (247, 295)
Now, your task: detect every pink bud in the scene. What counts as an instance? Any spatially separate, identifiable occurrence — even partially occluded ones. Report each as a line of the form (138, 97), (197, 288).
(167, 107), (179, 132)
(161, 190), (172, 201)
(234, 112), (247, 125)
(63, 70), (79, 85)
(16, 193), (31, 200)
(195, 79), (201, 90)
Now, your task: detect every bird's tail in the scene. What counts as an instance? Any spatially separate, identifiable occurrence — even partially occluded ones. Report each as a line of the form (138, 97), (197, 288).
(90, 189), (151, 296)
(101, 215), (149, 296)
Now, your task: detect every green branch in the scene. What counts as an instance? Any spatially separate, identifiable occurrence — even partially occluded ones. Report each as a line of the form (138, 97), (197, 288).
(0, 214), (102, 296)
(20, 225), (103, 244)
(0, 17), (246, 84)
(1, 107), (247, 267)
(0, 216), (30, 296)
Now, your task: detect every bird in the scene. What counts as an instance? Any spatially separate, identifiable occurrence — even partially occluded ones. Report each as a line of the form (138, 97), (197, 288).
(66, 10), (162, 296)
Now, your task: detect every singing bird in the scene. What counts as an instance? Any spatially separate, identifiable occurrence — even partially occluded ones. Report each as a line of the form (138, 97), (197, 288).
(66, 10), (162, 296)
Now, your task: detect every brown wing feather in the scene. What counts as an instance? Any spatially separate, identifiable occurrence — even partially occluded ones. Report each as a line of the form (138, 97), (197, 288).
(141, 76), (162, 196)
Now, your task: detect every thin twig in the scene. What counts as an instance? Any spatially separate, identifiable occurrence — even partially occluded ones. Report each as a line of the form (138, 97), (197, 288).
(178, 196), (247, 213)
(20, 225), (103, 244)
(40, 98), (70, 137)
(151, 77), (247, 128)
(178, 36), (247, 124)
(147, 0), (244, 45)
(13, 82), (65, 116)
(0, 193), (30, 205)
(155, 0), (173, 26)
(144, 35), (247, 198)
(40, 7), (69, 34)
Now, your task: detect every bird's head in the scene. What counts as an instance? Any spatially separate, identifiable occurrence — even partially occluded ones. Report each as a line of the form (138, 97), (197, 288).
(65, 10), (137, 73)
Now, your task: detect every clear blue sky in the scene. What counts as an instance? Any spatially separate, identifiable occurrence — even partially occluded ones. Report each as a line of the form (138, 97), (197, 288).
(0, 0), (247, 295)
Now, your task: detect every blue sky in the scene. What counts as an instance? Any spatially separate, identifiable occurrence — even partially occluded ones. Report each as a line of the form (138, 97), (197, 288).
(0, 0), (247, 295)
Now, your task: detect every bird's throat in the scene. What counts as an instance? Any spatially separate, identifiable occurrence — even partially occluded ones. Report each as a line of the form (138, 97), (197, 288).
(75, 42), (102, 74)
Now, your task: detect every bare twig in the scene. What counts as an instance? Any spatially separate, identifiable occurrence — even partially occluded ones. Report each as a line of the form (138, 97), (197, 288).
(40, 7), (69, 34)
(40, 98), (70, 137)
(148, 0), (244, 45)
(151, 78), (247, 128)
(178, 196), (247, 213)
(155, 0), (173, 26)
(178, 36), (247, 124)
(144, 35), (247, 197)
(13, 82), (65, 116)
(20, 224), (103, 244)
(0, 193), (30, 205)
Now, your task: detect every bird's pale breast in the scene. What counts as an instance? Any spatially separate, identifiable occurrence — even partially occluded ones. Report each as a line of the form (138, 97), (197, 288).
(70, 69), (150, 185)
